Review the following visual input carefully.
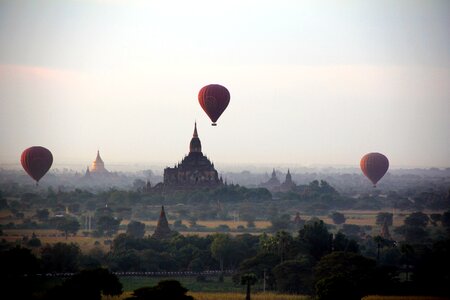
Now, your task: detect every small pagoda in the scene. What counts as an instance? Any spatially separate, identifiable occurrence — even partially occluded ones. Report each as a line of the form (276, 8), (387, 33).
(152, 206), (172, 239)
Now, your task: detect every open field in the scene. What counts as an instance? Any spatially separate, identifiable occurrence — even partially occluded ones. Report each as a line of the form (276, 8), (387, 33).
(102, 291), (311, 300)
(119, 276), (240, 292)
(362, 296), (449, 300)
(188, 292), (310, 300)
(121, 219), (272, 229)
(103, 293), (449, 300)
(1, 229), (111, 252)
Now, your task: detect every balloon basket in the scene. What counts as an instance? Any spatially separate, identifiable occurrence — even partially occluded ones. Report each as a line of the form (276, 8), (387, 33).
(211, 123), (217, 126)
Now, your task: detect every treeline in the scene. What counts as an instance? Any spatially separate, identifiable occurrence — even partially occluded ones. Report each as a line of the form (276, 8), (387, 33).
(2, 183), (449, 230)
(2, 217), (449, 299)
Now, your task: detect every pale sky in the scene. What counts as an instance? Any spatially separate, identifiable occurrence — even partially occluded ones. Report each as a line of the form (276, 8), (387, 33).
(1, 0), (449, 169)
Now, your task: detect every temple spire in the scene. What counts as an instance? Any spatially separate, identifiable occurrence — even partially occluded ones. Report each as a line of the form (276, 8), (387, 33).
(152, 206), (172, 239)
(193, 122), (198, 138)
(189, 122), (202, 153)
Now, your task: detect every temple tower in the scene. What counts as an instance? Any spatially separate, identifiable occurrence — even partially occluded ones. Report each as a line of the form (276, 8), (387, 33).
(152, 206), (172, 239)
(90, 150), (108, 173)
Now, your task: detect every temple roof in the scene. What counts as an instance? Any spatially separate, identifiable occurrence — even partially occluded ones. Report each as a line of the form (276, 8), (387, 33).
(152, 206), (172, 239)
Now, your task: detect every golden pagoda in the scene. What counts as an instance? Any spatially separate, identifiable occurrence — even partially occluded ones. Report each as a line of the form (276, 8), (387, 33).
(89, 150), (108, 174)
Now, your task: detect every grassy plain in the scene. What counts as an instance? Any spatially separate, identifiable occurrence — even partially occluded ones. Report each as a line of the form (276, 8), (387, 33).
(119, 276), (240, 293)
(101, 293), (450, 300)
(101, 291), (311, 300)
(362, 296), (449, 300)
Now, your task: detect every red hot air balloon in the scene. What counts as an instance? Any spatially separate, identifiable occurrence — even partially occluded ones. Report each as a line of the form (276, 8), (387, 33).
(360, 152), (389, 187)
(21, 146), (53, 185)
(198, 84), (230, 126)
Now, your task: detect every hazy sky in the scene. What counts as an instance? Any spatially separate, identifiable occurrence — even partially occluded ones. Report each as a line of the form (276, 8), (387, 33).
(1, 0), (449, 170)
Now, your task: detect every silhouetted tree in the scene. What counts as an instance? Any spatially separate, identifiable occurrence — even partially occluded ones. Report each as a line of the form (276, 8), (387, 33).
(0, 246), (41, 299)
(411, 239), (450, 296)
(273, 258), (314, 294)
(210, 234), (231, 272)
(314, 252), (389, 300)
(126, 280), (193, 300)
(44, 268), (122, 300)
(96, 215), (121, 237)
(330, 212), (346, 225)
(126, 220), (146, 238)
(41, 242), (81, 273)
(36, 208), (50, 221)
(333, 232), (359, 253)
(298, 220), (332, 261)
(51, 217), (80, 239)
(241, 273), (258, 300)
(441, 210), (450, 230)
(404, 212), (429, 228)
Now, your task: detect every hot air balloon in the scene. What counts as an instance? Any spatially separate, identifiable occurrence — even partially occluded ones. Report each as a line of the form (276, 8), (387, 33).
(21, 146), (53, 185)
(360, 152), (389, 187)
(198, 84), (230, 126)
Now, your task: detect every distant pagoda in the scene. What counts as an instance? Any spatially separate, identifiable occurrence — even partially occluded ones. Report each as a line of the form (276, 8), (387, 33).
(260, 169), (296, 192)
(85, 150), (109, 175)
(259, 169), (280, 191)
(280, 169), (296, 191)
(152, 206), (172, 239)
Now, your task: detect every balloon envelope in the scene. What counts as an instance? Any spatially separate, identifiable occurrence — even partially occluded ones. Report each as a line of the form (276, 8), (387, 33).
(21, 146), (53, 183)
(198, 84), (230, 126)
(360, 152), (389, 187)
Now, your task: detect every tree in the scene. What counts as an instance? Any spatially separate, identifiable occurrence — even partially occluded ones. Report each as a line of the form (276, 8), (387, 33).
(330, 212), (346, 225)
(96, 215), (121, 237)
(333, 232), (359, 253)
(298, 220), (332, 261)
(126, 280), (193, 300)
(27, 237), (42, 247)
(210, 234), (229, 272)
(0, 246), (41, 299)
(41, 242), (81, 273)
(210, 234), (251, 272)
(275, 231), (293, 263)
(404, 212), (429, 228)
(395, 212), (430, 244)
(411, 239), (450, 296)
(270, 214), (291, 232)
(126, 220), (146, 238)
(241, 273), (258, 300)
(314, 252), (386, 300)
(45, 268), (122, 300)
(237, 252), (279, 290)
(273, 259), (314, 294)
(441, 210), (450, 229)
(36, 208), (50, 221)
(52, 217), (80, 239)
(429, 213), (442, 226)
(0, 194), (9, 209)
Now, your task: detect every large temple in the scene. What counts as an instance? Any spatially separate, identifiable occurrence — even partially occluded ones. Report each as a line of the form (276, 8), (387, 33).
(163, 123), (223, 190)
(85, 150), (109, 177)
